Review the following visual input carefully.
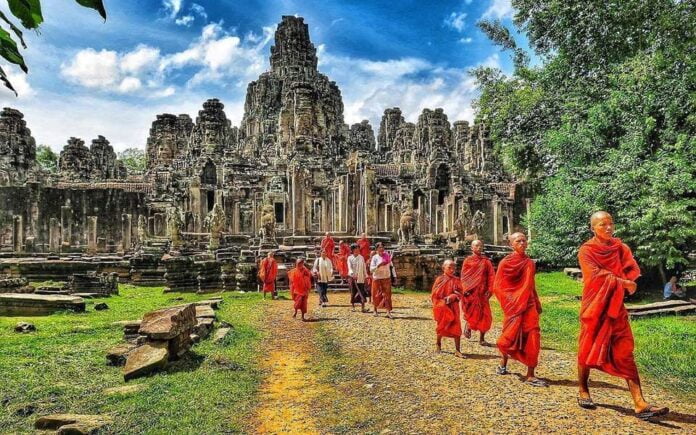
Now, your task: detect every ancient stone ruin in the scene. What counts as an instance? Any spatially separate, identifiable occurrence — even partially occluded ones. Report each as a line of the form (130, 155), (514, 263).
(0, 15), (529, 293)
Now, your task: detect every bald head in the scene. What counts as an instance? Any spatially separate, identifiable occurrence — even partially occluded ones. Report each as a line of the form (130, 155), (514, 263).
(590, 211), (613, 227)
(508, 232), (528, 255)
(590, 211), (614, 241)
(443, 259), (456, 275)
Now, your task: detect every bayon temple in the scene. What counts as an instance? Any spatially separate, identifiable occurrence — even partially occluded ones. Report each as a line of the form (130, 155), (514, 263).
(0, 16), (530, 294)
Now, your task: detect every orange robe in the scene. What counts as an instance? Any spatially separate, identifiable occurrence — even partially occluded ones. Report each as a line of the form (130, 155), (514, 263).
(357, 238), (371, 262)
(431, 273), (463, 338)
(336, 242), (351, 277)
(289, 265), (312, 314)
(258, 257), (278, 293)
(321, 236), (336, 263)
(577, 237), (640, 381)
(460, 254), (495, 333)
(493, 252), (542, 368)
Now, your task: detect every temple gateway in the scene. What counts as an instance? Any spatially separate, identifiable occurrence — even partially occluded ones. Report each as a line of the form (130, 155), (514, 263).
(0, 16), (530, 291)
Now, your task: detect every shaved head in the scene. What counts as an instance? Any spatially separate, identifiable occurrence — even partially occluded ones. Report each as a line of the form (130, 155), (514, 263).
(508, 232), (526, 242)
(443, 259), (455, 268)
(443, 259), (456, 274)
(590, 211), (613, 226)
(472, 240), (483, 248)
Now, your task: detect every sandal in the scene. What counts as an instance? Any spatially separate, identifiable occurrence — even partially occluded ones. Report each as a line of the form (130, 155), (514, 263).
(496, 365), (508, 375)
(525, 378), (549, 387)
(635, 405), (669, 420)
(577, 397), (596, 409)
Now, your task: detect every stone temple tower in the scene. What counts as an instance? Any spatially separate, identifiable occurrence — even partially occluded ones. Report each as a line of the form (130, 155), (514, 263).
(270, 16), (318, 79)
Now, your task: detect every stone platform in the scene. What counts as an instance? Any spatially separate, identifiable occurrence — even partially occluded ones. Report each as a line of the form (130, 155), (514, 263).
(0, 293), (86, 316)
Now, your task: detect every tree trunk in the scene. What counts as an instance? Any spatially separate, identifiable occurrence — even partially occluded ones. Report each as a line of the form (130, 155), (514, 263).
(658, 263), (667, 284)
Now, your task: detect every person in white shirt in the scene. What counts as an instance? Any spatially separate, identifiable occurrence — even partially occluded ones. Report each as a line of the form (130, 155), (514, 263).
(312, 249), (333, 307)
(370, 242), (396, 318)
(347, 244), (369, 312)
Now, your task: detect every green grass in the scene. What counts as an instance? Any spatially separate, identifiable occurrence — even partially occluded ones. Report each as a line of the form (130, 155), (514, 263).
(0, 285), (267, 433)
(525, 272), (696, 398)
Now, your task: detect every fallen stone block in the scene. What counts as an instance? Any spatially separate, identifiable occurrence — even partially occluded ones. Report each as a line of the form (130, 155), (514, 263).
(123, 341), (169, 381)
(213, 327), (231, 343)
(106, 343), (137, 366)
(195, 304), (215, 319)
(14, 321), (36, 333)
(34, 414), (112, 434)
(0, 293), (85, 316)
(102, 384), (145, 396)
(139, 304), (196, 340)
(72, 293), (101, 299)
(194, 298), (222, 309)
(94, 302), (109, 311)
(190, 333), (200, 344)
(193, 317), (214, 339)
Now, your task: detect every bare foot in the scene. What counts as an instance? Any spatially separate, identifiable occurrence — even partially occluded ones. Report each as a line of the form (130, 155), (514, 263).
(454, 351), (466, 358)
(292, 312), (297, 318)
(436, 346), (442, 353)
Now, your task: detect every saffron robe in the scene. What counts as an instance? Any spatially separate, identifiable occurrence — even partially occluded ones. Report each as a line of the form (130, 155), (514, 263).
(289, 265), (312, 314)
(431, 273), (463, 338)
(336, 242), (351, 277)
(258, 257), (278, 293)
(460, 254), (495, 333)
(493, 252), (542, 368)
(357, 238), (372, 262)
(577, 237), (640, 381)
(321, 235), (336, 263)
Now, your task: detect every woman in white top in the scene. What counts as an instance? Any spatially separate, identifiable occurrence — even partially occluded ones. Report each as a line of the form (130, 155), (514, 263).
(312, 249), (333, 307)
(347, 244), (369, 312)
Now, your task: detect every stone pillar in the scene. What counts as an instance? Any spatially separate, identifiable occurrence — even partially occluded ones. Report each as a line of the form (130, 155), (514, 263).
(12, 215), (23, 253)
(428, 190), (438, 234)
(233, 201), (240, 234)
(49, 218), (61, 253)
(492, 198), (501, 245)
(190, 187), (201, 232)
(154, 213), (166, 236)
(60, 205), (72, 247)
(87, 216), (97, 253)
(121, 213), (132, 252)
(364, 168), (377, 236)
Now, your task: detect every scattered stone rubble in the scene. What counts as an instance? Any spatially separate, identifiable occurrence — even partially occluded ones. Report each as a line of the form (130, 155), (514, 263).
(34, 413), (112, 434)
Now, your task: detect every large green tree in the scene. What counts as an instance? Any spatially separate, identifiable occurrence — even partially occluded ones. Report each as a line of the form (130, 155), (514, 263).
(0, 0), (106, 94)
(117, 148), (146, 174)
(35, 144), (57, 172)
(473, 0), (695, 278)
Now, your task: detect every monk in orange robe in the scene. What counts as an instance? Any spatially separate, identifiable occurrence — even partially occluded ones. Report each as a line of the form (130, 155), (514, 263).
(432, 259), (467, 357)
(288, 257), (312, 321)
(357, 233), (372, 262)
(493, 232), (546, 387)
(320, 232), (336, 265)
(577, 211), (668, 419)
(336, 240), (351, 279)
(460, 239), (495, 344)
(258, 250), (278, 300)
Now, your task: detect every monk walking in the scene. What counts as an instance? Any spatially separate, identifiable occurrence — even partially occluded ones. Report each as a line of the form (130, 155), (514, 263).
(577, 211), (668, 419)
(288, 257), (312, 321)
(493, 232), (546, 387)
(336, 240), (351, 280)
(312, 249), (333, 307)
(320, 232), (336, 264)
(432, 259), (467, 357)
(460, 239), (495, 345)
(258, 250), (278, 300)
(357, 233), (371, 262)
(347, 244), (369, 312)
(370, 242), (396, 318)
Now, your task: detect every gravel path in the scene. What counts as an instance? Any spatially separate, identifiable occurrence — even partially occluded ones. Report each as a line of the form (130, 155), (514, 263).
(253, 292), (696, 434)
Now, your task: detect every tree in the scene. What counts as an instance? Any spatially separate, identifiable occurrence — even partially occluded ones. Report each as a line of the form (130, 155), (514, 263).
(35, 144), (57, 172)
(473, 0), (696, 275)
(0, 0), (107, 94)
(118, 148), (146, 174)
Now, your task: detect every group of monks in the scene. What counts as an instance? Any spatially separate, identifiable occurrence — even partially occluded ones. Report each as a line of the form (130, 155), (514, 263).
(260, 211), (669, 420)
(431, 211), (668, 419)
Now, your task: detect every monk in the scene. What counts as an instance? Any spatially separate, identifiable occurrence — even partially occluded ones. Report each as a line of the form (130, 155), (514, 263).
(577, 211), (668, 419)
(493, 232), (546, 387)
(432, 260), (467, 357)
(320, 232), (336, 265)
(258, 250), (278, 300)
(288, 257), (312, 321)
(370, 242), (396, 318)
(336, 240), (351, 279)
(357, 233), (372, 262)
(460, 239), (495, 345)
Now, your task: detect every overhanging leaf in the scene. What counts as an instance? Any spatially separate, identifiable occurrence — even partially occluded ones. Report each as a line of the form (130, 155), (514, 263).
(0, 10), (26, 48)
(8, 0), (43, 29)
(75, 0), (107, 20)
(0, 65), (18, 96)
(0, 27), (27, 72)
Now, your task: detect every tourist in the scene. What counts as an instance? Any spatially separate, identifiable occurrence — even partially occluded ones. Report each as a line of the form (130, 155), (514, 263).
(460, 239), (495, 345)
(258, 250), (278, 300)
(357, 232), (372, 262)
(336, 240), (351, 280)
(432, 259), (467, 357)
(370, 242), (396, 318)
(577, 211), (668, 419)
(493, 232), (546, 387)
(347, 244), (369, 312)
(288, 258), (312, 321)
(321, 232), (336, 265)
(312, 249), (333, 307)
(663, 276), (686, 300)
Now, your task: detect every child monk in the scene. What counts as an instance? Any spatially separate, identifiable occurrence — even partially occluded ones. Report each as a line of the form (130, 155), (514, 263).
(432, 259), (467, 357)
(288, 257), (312, 321)
(258, 250), (278, 300)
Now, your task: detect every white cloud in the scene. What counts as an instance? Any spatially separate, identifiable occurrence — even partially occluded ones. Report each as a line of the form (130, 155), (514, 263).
(162, 0), (183, 19)
(175, 15), (194, 26)
(62, 48), (119, 88)
(444, 12), (467, 32)
(0, 63), (36, 99)
(121, 45), (161, 74)
(459, 37), (473, 44)
(482, 0), (514, 19)
(163, 0), (207, 26)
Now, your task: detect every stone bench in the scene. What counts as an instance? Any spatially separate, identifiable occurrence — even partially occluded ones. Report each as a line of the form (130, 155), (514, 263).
(0, 293), (85, 316)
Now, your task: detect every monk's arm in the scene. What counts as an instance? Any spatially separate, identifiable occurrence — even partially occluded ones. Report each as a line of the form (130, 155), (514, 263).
(485, 261), (495, 297)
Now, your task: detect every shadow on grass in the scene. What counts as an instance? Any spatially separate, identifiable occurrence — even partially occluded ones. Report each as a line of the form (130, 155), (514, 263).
(165, 352), (206, 374)
(597, 403), (696, 429)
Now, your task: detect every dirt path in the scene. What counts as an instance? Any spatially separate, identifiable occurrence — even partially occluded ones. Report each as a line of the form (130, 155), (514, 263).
(252, 292), (696, 434)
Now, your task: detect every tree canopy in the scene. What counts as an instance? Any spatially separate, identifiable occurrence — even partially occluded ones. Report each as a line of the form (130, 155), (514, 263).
(35, 144), (57, 172)
(473, 0), (695, 277)
(117, 148), (146, 174)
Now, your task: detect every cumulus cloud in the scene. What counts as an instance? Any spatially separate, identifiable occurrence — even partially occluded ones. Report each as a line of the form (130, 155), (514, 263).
(459, 37), (473, 44)
(163, 0), (208, 26)
(444, 12), (467, 32)
(482, 0), (514, 19)
(162, 0), (183, 19)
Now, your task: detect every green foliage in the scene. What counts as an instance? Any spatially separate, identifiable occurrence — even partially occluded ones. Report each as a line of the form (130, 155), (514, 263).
(35, 144), (57, 173)
(474, 0), (696, 270)
(0, 0), (107, 95)
(117, 147), (146, 173)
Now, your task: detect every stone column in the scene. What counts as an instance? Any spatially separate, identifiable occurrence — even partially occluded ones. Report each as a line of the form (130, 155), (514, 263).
(153, 213), (166, 236)
(87, 216), (98, 253)
(364, 168), (377, 235)
(60, 205), (72, 247)
(428, 190), (438, 234)
(12, 215), (23, 253)
(49, 218), (61, 253)
(492, 198), (501, 245)
(121, 213), (132, 252)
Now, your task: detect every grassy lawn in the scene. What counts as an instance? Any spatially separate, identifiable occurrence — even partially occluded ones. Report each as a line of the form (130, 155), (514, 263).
(0, 285), (267, 433)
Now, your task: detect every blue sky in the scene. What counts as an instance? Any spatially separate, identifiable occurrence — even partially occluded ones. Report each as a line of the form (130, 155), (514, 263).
(0, 0), (527, 152)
